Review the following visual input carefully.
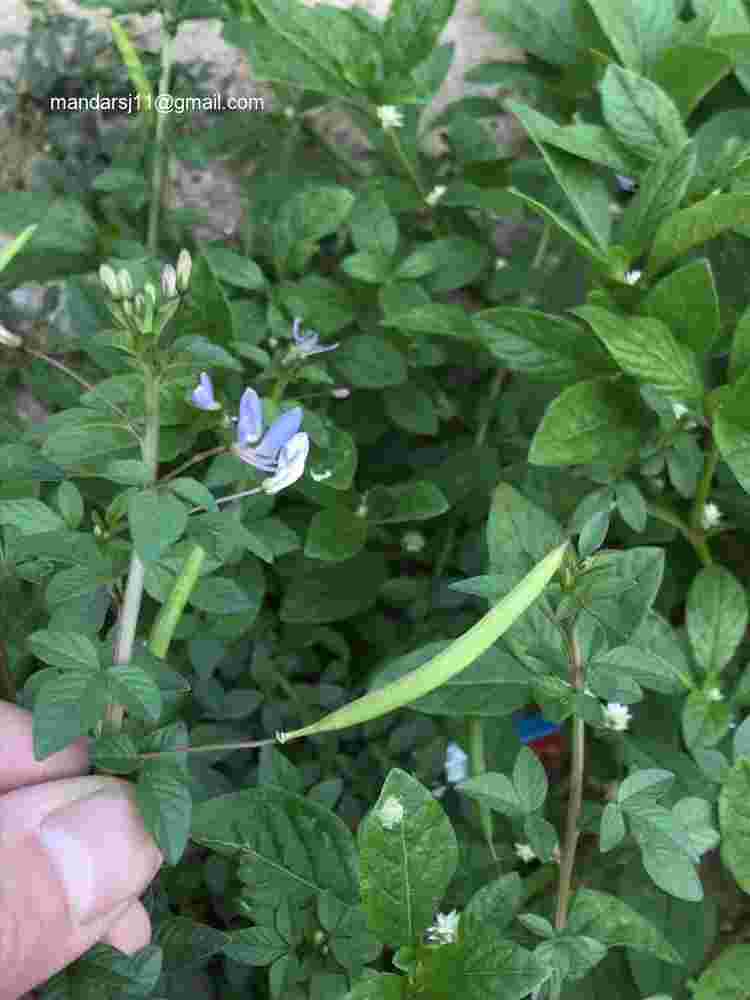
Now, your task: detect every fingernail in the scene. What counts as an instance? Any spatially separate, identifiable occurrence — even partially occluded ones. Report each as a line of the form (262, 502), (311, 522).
(38, 787), (162, 925)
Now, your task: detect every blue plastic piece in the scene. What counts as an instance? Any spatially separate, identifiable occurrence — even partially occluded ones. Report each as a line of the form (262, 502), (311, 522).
(513, 712), (561, 744)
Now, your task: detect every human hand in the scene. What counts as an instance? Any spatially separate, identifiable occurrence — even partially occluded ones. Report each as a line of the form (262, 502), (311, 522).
(0, 701), (163, 999)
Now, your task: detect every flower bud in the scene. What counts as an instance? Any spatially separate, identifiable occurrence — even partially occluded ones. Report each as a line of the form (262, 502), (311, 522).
(134, 293), (146, 315)
(117, 268), (134, 299)
(144, 282), (157, 305)
(161, 264), (177, 299)
(0, 325), (22, 349)
(99, 264), (120, 299)
(331, 387), (350, 399)
(176, 249), (192, 293)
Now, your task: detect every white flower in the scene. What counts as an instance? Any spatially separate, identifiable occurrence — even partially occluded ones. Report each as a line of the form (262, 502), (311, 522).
(624, 269), (642, 285)
(609, 201), (623, 217)
(260, 431), (310, 494)
(331, 387), (350, 399)
(0, 325), (22, 349)
(176, 249), (192, 293)
(426, 910), (460, 945)
(426, 185), (446, 207)
(402, 530), (426, 555)
(377, 105), (404, 130)
(283, 105), (295, 119)
(161, 263), (177, 299)
(495, 257), (508, 270)
(99, 264), (120, 299)
(515, 842), (536, 864)
(701, 502), (722, 531)
(706, 686), (724, 703)
(444, 741), (469, 783)
(310, 467), (333, 482)
(671, 400), (698, 429)
(379, 796), (404, 830)
(603, 702), (632, 732)
(552, 844), (561, 864)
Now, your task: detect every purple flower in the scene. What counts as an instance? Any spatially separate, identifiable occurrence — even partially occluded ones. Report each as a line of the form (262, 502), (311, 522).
(233, 390), (309, 488)
(283, 317), (339, 365)
(615, 174), (638, 193)
(191, 372), (221, 411)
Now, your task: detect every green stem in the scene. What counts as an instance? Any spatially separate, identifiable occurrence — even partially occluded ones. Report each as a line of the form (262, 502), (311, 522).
(146, 23), (174, 253)
(138, 736), (275, 760)
(108, 369), (160, 728)
(388, 127), (425, 197)
(555, 631), (585, 932)
(23, 347), (135, 427)
(646, 501), (712, 568)
(690, 440), (719, 537)
(475, 368), (508, 448)
(149, 544), (206, 659)
(532, 220), (552, 270)
(160, 445), (228, 483)
(469, 717), (497, 860)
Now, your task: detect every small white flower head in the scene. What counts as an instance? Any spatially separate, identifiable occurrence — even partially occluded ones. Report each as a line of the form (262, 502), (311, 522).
(161, 263), (177, 299)
(624, 269), (642, 286)
(310, 467), (333, 482)
(331, 387), (350, 399)
(99, 264), (120, 299)
(425, 185), (446, 207)
(355, 496), (369, 518)
(495, 257), (509, 271)
(603, 702), (632, 732)
(706, 686), (724, 703)
(444, 741), (469, 783)
(377, 104), (404, 130)
(426, 910), (460, 945)
(0, 325), (22, 349)
(552, 844), (561, 865)
(268, 336), (279, 349)
(515, 842), (537, 864)
(671, 400), (698, 429)
(609, 201), (623, 217)
(402, 530), (426, 555)
(176, 249), (192, 293)
(283, 105), (295, 119)
(701, 502), (722, 531)
(379, 795), (404, 830)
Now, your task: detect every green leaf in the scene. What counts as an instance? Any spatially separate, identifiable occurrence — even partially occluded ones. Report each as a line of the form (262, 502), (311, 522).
(369, 641), (530, 718)
(305, 506), (368, 562)
(583, 0), (678, 73)
(503, 188), (610, 268)
(350, 191), (399, 257)
(104, 460), (152, 486)
(730, 304), (750, 382)
(693, 943), (750, 1000)
(366, 481), (450, 523)
(223, 924), (288, 966)
(629, 805), (704, 901)
(600, 803), (626, 852)
(383, 0), (455, 75)
(719, 758), (750, 893)
(55, 481), (84, 530)
(714, 371), (750, 493)
(589, 645), (685, 695)
(27, 630), (100, 673)
(600, 65), (688, 163)
(32, 670), (92, 760)
(506, 101), (611, 250)
(91, 732), (140, 774)
(358, 769), (458, 947)
(333, 335), (407, 388)
(457, 773), (522, 818)
(191, 785), (359, 905)
(576, 547), (665, 647)
(280, 550), (388, 624)
(341, 251), (393, 284)
(476, 308), (615, 383)
(673, 797), (719, 857)
(641, 258), (720, 357)
(128, 490), (188, 563)
(171, 335), (243, 372)
(619, 143), (697, 258)
(43, 942), (162, 998)
(529, 377), (643, 466)
(573, 306), (704, 402)
(618, 769), (675, 808)
(105, 664), (162, 723)
(0, 444), (64, 482)
(280, 543), (568, 742)
(202, 246), (266, 291)
(513, 745), (548, 814)
(43, 422), (137, 467)
(650, 44), (732, 118)
(687, 566), (748, 674)
(347, 975), (405, 1000)
(274, 186), (355, 274)
(682, 692), (732, 749)
(136, 758), (192, 865)
(648, 194), (750, 276)
(318, 894), (382, 972)
(168, 477), (219, 514)
(154, 915), (230, 972)
(45, 563), (114, 608)
(383, 384), (439, 436)
(381, 302), (478, 341)
(178, 252), (235, 348)
(523, 814), (558, 862)
(0, 499), (65, 535)
(189, 573), (264, 617)
(478, 0), (582, 66)
(422, 237), (491, 294)
(567, 889), (682, 963)
(616, 480), (648, 532)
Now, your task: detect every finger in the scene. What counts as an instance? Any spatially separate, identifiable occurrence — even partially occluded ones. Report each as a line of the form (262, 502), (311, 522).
(100, 899), (152, 956)
(0, 781), (162, 998)
(0, 702), (88, 793)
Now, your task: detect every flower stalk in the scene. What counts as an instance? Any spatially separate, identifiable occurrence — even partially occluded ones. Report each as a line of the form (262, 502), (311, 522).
(146, 21), (175, 253)
(108, 368), (160, 728)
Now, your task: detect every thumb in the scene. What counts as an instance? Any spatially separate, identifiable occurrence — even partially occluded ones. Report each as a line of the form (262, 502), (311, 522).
(0, 780), (162, 999)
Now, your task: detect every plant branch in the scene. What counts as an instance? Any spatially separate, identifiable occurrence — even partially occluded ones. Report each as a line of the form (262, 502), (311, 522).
(555, 631), (585, 932)
(23, 346), (135, 427)
(146, 22), (174, 253)
(469, 717), (497, 860)
(107, 370), (160, 728)
(138, 736), (276, 760)
(159, 445), (228, 483)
